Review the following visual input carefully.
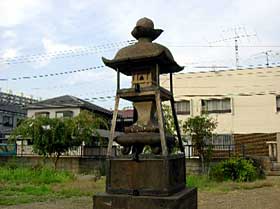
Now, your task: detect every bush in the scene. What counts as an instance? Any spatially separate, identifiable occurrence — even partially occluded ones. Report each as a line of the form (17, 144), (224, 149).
(210, 158), (259, 182)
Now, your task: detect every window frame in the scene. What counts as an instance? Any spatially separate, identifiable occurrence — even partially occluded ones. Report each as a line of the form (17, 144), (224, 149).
(276, 96), (280, 112)
(35, 111), (50, 118)
(201, 98), (231, 114)
(2, 115), (13, 127)
(209, 134), (233, 150)
(174, 100), (190, 115)
(55, 110), (74, 118)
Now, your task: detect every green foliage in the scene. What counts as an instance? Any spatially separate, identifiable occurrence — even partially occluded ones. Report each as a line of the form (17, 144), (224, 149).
(186, 174), (273, 192)
(9, 110), (108, 168)
(187, 175), (218, 189)
(71, 110), (109, 145)
(182, 115), (217, 147)
(210, 158), (259, 182)
(0, 166), (73, 184)
(182, 115), (217, 173)
(162, 104), (177, 135)
(0, 166), (83, 205)
(0, 164), (106, 205)
(160, 104), (182, 153)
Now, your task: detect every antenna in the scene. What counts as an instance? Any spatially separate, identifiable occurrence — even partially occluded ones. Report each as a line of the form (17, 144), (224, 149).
(264, 50), (271, 67)
(247, 50), (276, 67)
(210, 26), (257, 69)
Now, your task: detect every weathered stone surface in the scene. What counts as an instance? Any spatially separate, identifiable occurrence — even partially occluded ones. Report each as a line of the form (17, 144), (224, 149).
(102, 17), (183, 75)
(95, 17), (197, 209)
(93, 187), (197, 209)
(106, 155), (186, 196)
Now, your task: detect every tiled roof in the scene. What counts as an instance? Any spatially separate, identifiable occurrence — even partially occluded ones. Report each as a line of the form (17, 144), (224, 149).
(0, 104), (26, 115)
(118, 109), (134, 119)
(26, 95), (112, 116)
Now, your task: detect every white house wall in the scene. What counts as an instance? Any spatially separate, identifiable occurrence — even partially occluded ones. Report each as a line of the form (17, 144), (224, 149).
(161, 67), (280, 134)
(27, 107), (81, 118)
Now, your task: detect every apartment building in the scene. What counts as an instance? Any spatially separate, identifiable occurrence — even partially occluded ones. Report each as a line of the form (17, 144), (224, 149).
(161, 66), (280, 155)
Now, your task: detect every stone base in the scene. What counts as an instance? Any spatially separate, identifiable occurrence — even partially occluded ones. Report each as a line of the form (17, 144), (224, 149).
(106, 154), (186, 196)
(93, 188), (197, 209)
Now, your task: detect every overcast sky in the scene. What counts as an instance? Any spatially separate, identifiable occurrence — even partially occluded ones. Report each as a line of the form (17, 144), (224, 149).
(0, 0), (280, 109)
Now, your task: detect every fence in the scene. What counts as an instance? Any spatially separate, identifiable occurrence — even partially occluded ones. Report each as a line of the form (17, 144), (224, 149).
(1, 143), (246, 159)
(1, 144), (117, 158)
(184, 144), (246, 159)
(0, 143), (16, 156)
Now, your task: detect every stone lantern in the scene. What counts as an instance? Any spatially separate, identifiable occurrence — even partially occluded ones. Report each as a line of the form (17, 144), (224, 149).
(93, 17), (197, 209)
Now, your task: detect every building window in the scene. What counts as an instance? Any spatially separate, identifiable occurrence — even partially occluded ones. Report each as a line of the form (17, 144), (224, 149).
(209, 134), (233, 150)
(201, 98), (231, 114)
(2, 115), (13, 127)
(56, 111), (73, 118)
(277, 96), (280, 112)
(35, 112), (50, 118)
(174, 100), (190, 115)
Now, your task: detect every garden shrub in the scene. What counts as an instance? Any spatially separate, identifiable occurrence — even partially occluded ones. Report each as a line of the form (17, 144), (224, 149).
(210, 158), (259, 182)
(245, 156), (266, 180)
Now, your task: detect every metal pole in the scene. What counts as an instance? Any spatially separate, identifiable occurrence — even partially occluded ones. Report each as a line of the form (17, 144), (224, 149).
(117, 68), (120, 90)
(156, 64), (160, 86)
(235, 39), (239, 69)
(265, 51), (269, 67)
(170, 73), (173, 94)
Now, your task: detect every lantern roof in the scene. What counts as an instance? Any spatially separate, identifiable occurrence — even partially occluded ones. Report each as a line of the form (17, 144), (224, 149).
(102, 17), (184, 76)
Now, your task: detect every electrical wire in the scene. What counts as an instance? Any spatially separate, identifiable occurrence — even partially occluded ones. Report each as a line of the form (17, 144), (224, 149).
(0, 40), (136, 65)
(0, 65), (106, 81)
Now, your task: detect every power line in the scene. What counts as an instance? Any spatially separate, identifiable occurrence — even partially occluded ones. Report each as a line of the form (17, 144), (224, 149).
(175, 91), (280, 98)
(168, 45), (280, 48)
(0, 40), (136, 65)
(80, 90), (280, 103)
(0, 65), (106, 81)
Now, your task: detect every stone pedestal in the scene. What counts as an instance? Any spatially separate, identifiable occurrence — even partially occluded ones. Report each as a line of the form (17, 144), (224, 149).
(93, 154), (197, 209)
(93, 188), (197, 209)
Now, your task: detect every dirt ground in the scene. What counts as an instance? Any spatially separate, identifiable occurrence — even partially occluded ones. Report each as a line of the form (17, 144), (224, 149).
(199, 186), (280, 209)
(1, 179), (280, 209)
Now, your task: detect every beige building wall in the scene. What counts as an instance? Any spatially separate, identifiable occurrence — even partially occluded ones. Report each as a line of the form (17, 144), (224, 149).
(27, 108), (81, 118)
(161, 67), (280, 134)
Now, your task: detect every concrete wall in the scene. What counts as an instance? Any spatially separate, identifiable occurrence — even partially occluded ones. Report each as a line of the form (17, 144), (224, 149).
(161, 67), (280, 134)
(27, 107), (81, 118)
(0, 156), (106, 174)
(185, 158), (201, 174)
(0, 155), (202, 175)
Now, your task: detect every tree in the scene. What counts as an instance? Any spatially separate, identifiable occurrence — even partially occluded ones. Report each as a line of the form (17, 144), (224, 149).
(182, 115), (217, 173)
(162, 104), (185, 153)
(162, 104), (176, 136)
(10, 110), (108, 169)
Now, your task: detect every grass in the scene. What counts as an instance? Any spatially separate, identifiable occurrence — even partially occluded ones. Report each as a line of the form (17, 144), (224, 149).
(186, 175), (277, 192)
(0, 165), (105, 206)
(1, 164), (280, 206)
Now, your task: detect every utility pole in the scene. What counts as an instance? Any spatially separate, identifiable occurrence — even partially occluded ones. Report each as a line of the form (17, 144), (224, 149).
(262, 50), (272, 67)
(265, 51), (269, 67)
(235, 39), (239, 69)
(210, 26), (257, 69)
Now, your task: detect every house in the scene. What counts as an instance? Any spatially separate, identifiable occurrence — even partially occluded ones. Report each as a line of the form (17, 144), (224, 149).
(0, 91), (36, 142)
(26, 95), (114, 145)
(12, 95), (118, 156)
(116, 109), (134, 132)
(161, 66), (280, 160)
(27, 95), (112, 119)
